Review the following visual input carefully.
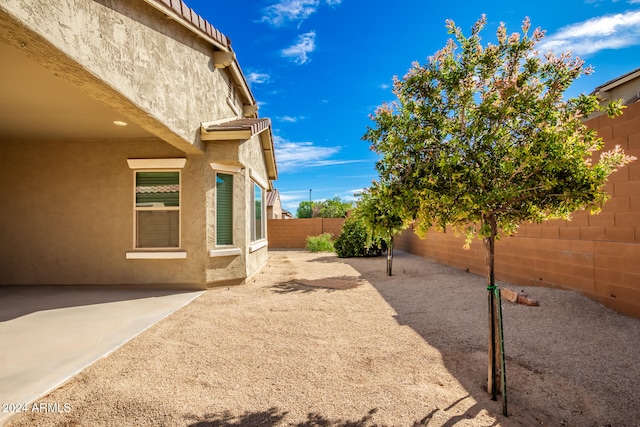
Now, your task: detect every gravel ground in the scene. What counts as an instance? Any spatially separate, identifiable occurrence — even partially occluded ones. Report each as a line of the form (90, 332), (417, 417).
(7, 250), (640, 426)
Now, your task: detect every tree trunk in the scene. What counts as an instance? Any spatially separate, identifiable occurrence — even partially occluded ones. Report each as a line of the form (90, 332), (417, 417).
(483, 214), (508, 416)
(387, 236), (394, 276)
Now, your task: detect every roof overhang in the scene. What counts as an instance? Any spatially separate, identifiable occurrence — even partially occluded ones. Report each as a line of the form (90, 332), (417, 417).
(142, 0), (230, 51)
(201, 118), (278, 187)
(260, 125), (278, 186)
(201, 118), (271, 141)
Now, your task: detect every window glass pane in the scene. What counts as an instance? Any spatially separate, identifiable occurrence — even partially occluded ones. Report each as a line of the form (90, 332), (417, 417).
(136, 172), (179, 207)
(216, 173), (233, 246)
(254, 184), (263, 240)
(137, 210), (179, 248)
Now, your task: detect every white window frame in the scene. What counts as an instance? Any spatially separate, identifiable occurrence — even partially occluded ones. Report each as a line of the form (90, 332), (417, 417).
(209, 163), (242, 258)
(126, 159), (187, 259)
(251, 181), (266, 245)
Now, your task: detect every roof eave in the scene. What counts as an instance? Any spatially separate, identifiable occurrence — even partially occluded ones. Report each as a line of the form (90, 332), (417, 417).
(142, 0), (230, 51)
(260, 127), (278, 185)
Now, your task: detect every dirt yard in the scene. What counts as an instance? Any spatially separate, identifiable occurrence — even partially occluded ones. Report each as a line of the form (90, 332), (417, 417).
(7, 250), (640, 426)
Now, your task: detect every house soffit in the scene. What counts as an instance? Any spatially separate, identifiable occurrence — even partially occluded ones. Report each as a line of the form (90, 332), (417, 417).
(0, 35), (153, 140)
(200, 118), (271, 141)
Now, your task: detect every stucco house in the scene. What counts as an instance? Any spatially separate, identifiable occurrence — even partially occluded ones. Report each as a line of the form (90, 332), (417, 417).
(266, 189), (283, 219)
(0, 0), (277, 288)
(592, 67), (640, 110)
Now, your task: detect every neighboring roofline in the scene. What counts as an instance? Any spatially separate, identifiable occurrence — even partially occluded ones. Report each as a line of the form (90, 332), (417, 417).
(592, 67), (640, 96)
(266, 189), (280, 207)
(143, 0), (257, 107)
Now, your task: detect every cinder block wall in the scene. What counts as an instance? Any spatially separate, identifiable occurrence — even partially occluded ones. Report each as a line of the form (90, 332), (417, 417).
(396, 102), (640, 319)
(268, 218), (345, 248)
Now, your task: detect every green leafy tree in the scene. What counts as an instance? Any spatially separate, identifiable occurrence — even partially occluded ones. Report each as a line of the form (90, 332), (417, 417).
(319, 197), (353, 218)
(296, 201), (314, 218)
(355, 181), (410, 275)
(334, 217), (385, 258)
(364, 15), (635, 415)
(296, 198), (353, 218)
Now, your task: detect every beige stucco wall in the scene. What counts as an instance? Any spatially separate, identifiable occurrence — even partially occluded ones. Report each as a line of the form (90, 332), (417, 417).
(0, 0), (238, 153)
(0, 138), (209, 288)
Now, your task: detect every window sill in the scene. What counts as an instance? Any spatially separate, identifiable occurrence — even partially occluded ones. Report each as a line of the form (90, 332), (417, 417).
(249, 240), (268, 253)
(126, 251), (187, 259)
(209, 247), (242, 257)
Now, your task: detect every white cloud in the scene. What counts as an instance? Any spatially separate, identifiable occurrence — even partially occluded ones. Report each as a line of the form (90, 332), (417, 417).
(261, 0), (320, 27)
(344, 188), (364, 202)
(246, 72), (270, 85)
(312, 159), (369, 167)
(279, 190), (314, 213)
(274, 135), (340, 172)
(273, 136), (369, 173)
(281, 32), (316, 64)
(277, 115), (305, 123)
(379, 83), (390, 90)
(261, 0), (341, 27)
(538, 10), (640, 55)
(279, 191), (310, 202)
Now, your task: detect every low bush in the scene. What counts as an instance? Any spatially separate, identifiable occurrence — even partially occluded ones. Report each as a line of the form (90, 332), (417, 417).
(305, 233), (335, 252)
(334, 217), (385, 258)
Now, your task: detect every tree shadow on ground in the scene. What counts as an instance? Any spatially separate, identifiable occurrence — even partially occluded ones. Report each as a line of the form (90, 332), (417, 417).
(271, 277), (363, 294)
(184, 404), (497, 427)
(185, 407), (286, 427)
(306, 254), (342, 264)
(335, 253), (516, 424)
(185, 407), (389, 427)
(337, 250), (640, 426)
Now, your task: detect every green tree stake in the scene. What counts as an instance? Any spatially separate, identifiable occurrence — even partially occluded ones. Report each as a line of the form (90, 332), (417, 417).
(496, 287), (508, 416)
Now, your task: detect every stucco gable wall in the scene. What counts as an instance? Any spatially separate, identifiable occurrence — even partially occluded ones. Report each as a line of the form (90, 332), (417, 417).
(240, 136), (270, 190)
(0, 0), (236, 153)
(241, 135), (270, 276)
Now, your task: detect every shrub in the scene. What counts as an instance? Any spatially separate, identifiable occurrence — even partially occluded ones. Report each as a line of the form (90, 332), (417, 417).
(305, 233), (335, 252)
(334, 217), (385, 258)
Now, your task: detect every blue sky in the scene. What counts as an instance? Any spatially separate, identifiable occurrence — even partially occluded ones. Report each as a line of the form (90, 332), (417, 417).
(186, 0), (640, 215)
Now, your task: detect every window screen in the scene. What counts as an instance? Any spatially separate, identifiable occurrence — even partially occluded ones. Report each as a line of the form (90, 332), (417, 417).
(135, 171), (180, 248)
(216, 173), (233, 246)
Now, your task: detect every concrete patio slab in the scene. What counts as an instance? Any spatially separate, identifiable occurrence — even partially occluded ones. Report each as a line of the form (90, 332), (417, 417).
(0, 286), (203, 425)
